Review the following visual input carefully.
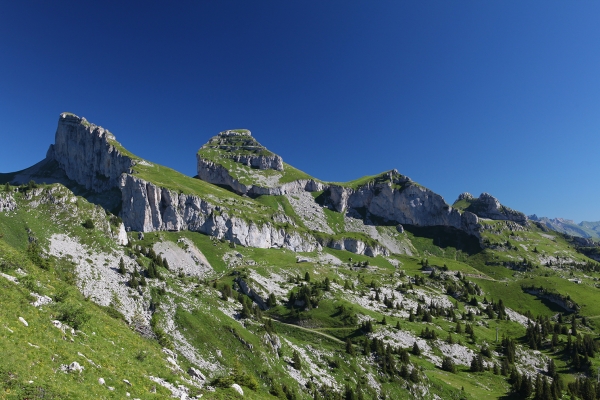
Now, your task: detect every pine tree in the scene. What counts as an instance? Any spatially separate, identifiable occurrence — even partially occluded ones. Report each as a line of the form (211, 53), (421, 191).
(345, 339), (355, 356)
(441, 356), (456, 373)
(118, 257), (126, 275)
(3, 182), (10, 192)
(412, 342), (421, 356)
(267, 293), (277, 308)
(292, 350), (302, 370)
(455, 321), (462, 334)
(304, 271), (310, 282)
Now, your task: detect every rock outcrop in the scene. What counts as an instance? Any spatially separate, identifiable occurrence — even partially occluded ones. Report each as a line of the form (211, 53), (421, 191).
(0, 193), (17, 212)
(39, 113), (486, 255)
(458, 192), (527, 224)
(319, 237), (389, 257)
(198, 129), (283, 171)
(321, 170), (481, 238)
(196, 157), (324, 196)
(119, 174), (321, 252)
(48, 113), (135, 192)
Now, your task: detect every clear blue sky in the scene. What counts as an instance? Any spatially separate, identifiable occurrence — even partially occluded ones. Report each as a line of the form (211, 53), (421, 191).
(1, 1), (599, 222)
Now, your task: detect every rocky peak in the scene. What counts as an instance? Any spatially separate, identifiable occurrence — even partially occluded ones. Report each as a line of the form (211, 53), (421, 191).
(218, 129), (252, 137)
(48, 112), (135, 192)
(462, 192), (527, 224)
(198, 129), (283, 171)
(457, 192), (474, 201)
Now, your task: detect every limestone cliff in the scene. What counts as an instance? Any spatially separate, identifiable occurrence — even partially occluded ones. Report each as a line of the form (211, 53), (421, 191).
(321, 170), (481, 238)
(455, 192), (527, 224)
(119, 174), (321, 252)
(196, 157), (324, 196)
(36, 114), (485, 256)
(48, 113), (135, 192)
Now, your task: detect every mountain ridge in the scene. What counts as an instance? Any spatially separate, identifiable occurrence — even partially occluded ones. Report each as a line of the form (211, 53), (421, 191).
(2, 113), (600, 399)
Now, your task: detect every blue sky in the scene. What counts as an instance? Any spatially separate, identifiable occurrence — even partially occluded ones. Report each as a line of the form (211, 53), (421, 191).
(1, 1), (599, 222)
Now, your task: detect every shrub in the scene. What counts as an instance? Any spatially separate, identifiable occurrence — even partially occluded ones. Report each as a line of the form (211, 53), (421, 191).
(55, 302), (90, 330)
(82, 218), (95, 230)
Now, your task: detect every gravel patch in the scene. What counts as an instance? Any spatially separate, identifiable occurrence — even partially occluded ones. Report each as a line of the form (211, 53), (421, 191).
(153, 239), (213, 278)
(287, 191), (333, 234)
(48, 234), (146, 323)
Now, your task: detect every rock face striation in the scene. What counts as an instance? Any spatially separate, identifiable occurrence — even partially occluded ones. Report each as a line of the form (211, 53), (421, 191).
(118, 174), (321, 252)
(47, 113), (135, 192)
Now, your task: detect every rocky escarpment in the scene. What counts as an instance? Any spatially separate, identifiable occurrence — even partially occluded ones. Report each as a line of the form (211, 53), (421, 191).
(118, 175), (392, 256)
(47, 113), (135, 192)
(197, 157), (324, 196)
(119, 174), (321, 252)
(321, 170), (481, 238)
(456, 192), (527, 224)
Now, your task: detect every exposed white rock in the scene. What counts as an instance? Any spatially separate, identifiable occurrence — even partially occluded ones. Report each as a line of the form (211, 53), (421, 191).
(231, 383), (244, 396)
(120, 174), (321, 252)
(0, 193), (17, 212)
(148, 375), (191, 399)
(18, 317), (28, 327)
(153, 239), (212, 278)
(0, 272), (18, 283)
(188, 367), (206, 382)
(116, 223), (128, 246)
(30, 292), (52, 308)
(325, 172), (481, 239)
(286, 191), (333, 234)
(48, 233), (146, 323)
(463, 193), (527, 224)
(61, 361), (84, 373)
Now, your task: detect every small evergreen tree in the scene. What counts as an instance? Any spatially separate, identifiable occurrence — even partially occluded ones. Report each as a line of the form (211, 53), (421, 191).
(267, 293), (277, 307)
(3, 182), (10, 192)
(118, 257), (126, 275)
(346, 339), (355, 356)
(292, 350), (302, 370)
(412, 342), (421, 356)
(441, 356), (456, 373)
(304, 271), (310, 282)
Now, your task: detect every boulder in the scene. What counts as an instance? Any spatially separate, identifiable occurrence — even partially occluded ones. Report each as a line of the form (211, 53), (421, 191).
(231, 383), (244, 396)
(188, 367), (206, 381)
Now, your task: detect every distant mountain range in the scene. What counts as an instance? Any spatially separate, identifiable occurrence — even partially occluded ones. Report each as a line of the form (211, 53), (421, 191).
(528, 215), (600, 239)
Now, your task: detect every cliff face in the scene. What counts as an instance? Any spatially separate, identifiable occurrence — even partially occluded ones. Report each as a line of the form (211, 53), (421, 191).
(323, 171), (481, 238)
(119, 174), (321, 252)
(49, 113), (134, 192)
(196, 157), (324, 196)
(457, 192), (527, 224)
(44, 114), (483, 255)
